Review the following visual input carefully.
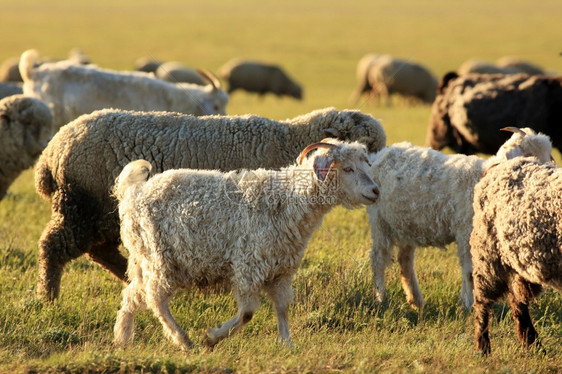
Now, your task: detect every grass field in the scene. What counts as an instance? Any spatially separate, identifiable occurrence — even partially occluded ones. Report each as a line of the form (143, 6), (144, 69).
(1, 0), (562, 372)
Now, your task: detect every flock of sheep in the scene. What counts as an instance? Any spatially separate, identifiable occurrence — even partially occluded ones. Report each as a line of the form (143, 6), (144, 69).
(0, 48), (561, 356)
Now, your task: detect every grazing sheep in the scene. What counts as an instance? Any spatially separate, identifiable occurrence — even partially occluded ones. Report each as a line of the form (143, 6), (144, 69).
(426, 72), (562, 155)
(19, 49), (228, 128)
(113, 139), (380, 348)
(34, 107), (386, 300)
(349, 53), (381, 104)
(495, 56), (546, 76)
(471, 134), (560, 354)
(364, 55), (438, 105)
(156, 61), (206, 85)
(367, 127), (553, 309)
(0, 82), (23, 100)
(0, 57), (23, 82)
(219, 59), (303, 100)
(134, 56), (161, 73)
(457, 59), (519, 75)
(0, 95), (53, 200)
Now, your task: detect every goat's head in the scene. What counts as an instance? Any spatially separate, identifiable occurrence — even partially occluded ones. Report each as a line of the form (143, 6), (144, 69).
(496, 127), (554, 165)
(297, 138), (379, 207)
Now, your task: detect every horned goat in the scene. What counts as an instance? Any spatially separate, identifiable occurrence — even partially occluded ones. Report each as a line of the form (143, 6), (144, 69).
(113, 140), (379, 348)
(367, 127), (553, 309)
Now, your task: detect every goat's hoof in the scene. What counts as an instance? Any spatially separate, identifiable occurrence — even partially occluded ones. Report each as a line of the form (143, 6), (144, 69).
(205, 329), (220, 348)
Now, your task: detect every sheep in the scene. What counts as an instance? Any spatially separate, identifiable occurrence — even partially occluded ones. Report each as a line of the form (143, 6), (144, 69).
(470, 131), (560, 354)
(426, 72), (562, 155)
(349, 53), (381, 104)
(0, 57), (23, 82)
(19, 49), (228, 128)
(495, 56), (546, 76)
(34, 107), (386, 300)
(457, 59), (519, 75)
(0, 82), (23, 100)
(0, 94), (53, 200)
(112, 139), (380, 349)
(363, 55), (438, 105)
(218, 59), (303, 100)
(367, 127), (553, 309)
(156, 61), (207, 85)
(134, 56), (162, 73)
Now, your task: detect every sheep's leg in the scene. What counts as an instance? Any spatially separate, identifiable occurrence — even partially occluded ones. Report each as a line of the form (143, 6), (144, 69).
(86, 240), (128, 282)
(36, 216), (88, 300)
(509, 276), (542, 348)
(264, 275), (294, 346)
(472, 270), (508, 355)
(369, 233), (394, 304)
(206, 292), (259, 347)
(473, 298), (493, 355)
(146, 284), (193, 350)
(114, 279), (146, 347)
(457, 240), (474, 309)
(397, 245), (424, 309)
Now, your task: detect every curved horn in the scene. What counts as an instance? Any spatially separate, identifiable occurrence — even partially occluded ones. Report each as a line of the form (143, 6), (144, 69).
(197, 69), (222, 90)
(501, 127), (526, 136)
(298, 143), (338, 165)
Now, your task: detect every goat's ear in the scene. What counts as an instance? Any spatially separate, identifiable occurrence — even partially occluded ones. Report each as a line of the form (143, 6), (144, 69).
(324, 128), (340, 138)
(313, 155), (334, 181)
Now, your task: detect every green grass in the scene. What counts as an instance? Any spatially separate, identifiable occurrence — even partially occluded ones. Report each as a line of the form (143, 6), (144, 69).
(1, 0), (562, 372)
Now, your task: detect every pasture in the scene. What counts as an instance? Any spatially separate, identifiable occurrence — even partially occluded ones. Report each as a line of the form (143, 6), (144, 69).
(1, 0), (562, 372)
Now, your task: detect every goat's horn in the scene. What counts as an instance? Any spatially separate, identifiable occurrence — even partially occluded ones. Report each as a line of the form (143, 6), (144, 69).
(501, 127), (526, 136)
(298, 143), (337, 165)
(197, 69), (222, 90)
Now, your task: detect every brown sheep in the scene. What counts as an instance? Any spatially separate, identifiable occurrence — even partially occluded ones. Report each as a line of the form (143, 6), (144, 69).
(0, 94), (53, 200)
(471, 134), (561, 354)
(426, 72), (562, 155)
(156, 61), (207, 85)
(219, 59), (303, 100)
(355, 55), (438, 105)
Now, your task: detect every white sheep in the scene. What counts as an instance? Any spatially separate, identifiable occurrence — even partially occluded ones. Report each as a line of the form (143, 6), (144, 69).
(34, 107), (386, 300)
(367, 127), (553, 309)
(112, 140), (380, 348)
(19, 49), (228, 128)
(470, 130), (560, 354)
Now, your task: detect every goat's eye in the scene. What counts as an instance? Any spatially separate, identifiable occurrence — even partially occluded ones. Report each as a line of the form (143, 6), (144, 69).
(343, 167), (354, 173)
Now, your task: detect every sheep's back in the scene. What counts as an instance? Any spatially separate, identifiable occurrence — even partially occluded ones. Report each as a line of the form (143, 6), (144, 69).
(473, 159), (562, 286)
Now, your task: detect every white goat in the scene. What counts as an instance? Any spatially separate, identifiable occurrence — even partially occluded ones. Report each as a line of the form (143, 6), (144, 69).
(19, 49), (228, 128)
(367, 127), (553, 309)
(113, 140), (379, 349)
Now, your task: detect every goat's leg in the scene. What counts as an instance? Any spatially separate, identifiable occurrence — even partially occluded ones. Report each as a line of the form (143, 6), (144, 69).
(146, 283), (193, 350)
(264, 275), (294, 346)
(206, 292), (259, 347)
(457, 239), (475, 309)
(114, 279), (146, 347)
(509, 275), (542, 348)
(369, 227), (393, 304)
(397, 245), (424, 309)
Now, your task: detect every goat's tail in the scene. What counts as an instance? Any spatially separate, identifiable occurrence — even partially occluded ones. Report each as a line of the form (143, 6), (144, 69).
(113, 160), (152, 201)
(19, 49), (39, 82)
